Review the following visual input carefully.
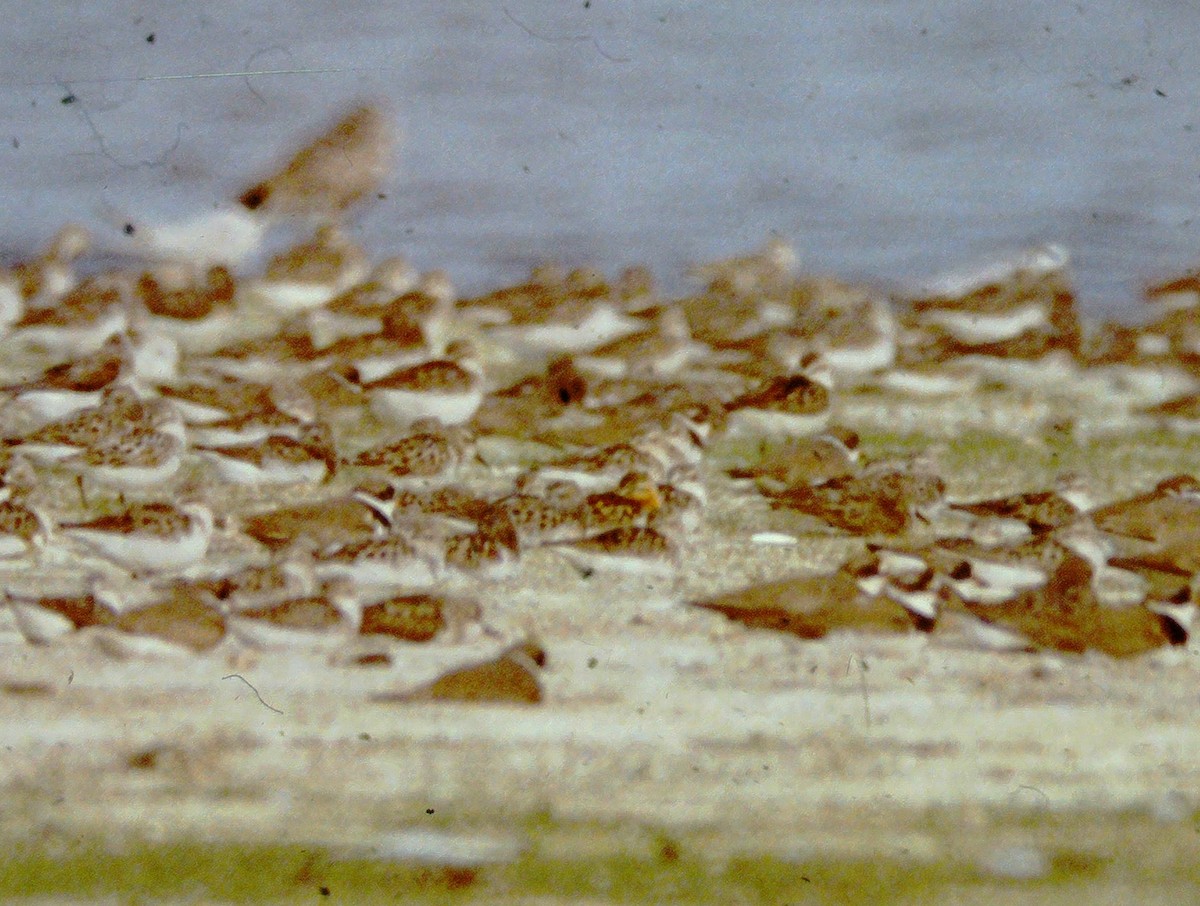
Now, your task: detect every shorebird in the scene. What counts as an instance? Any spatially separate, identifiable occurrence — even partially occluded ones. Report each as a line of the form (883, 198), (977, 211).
(314, 531), (443, 587)
(9, 274), (129, 356)
(767, 463), (945, 537)
(378, 640), (546, 704)
(1089, 475), (1200, 543)
(359, 592), (482, 643)
(530, 442), (667, 493)
(552, 525), (679, 579)
(693, 556), (934, 639)
(493, 480), (587, 547)
(58, 501), (214, 573)
(5, 579), (119, 645)
(196, 422), (337, 486)
(580, 472), (663, 536)
(8, 390), (179, 463)
(724, 359), (833, 437)
(0, 495), (49, 559)
(96, 588), (226, 658)
(58, 427), (185, 494)
(939, 551), (1186, 657)
(357, 342), (485, 427)
(1, 334), (133, 421)
(237, 105), (397, 222)
(238, 482), (396, 553)
(247, 226), (370, 314)
(134, 264), (239, 352)
(443, 509), (522, 579)
(347, 421), (475, 485)
(5, 223), (90, 311)
(948, 478), (1091, 536)
(726, 427), (861, 490)
(227, 579), (360, 651)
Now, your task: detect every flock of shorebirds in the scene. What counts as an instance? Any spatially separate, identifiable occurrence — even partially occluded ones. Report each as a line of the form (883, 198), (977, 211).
(2, 105), (1200, 698)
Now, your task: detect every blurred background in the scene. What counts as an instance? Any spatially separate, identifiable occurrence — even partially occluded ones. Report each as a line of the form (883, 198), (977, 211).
(0, 1), (1197, 316)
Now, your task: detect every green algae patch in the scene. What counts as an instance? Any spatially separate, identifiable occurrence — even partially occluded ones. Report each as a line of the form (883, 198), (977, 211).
(5, 809), (1200, 905)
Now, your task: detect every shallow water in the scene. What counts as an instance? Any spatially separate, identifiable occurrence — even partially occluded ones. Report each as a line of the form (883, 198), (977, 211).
(1, 2), (1199, 315)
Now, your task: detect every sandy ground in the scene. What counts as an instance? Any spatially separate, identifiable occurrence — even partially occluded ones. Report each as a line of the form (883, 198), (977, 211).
(2, 388), (1200, 901)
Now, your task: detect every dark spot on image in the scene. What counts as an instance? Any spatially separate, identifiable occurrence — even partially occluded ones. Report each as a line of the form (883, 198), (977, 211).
(239, 183), (269, 210)
(146, 33), (155, 43)
(127, 748), (161, 770)
(1, 681), (51, 696)
(123, 223), (135, 235)
(61, 94), (76, 105)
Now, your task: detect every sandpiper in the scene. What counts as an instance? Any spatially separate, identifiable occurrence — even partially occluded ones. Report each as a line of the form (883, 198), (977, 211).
(723, 361), (833, 437)
(6, 581), (119, 645)
(693, 557), (932, 639)
(314, 531), (443, 587)
(357, 342), (485, 426)
(134, 264), (239, 352)
(383, 640), (546, 704)
(580, 472), (663, 536)
(359, 592), (482, 643)
(948, 478), (1091, 536)
(687, 237), (798, 298)
(185, 402), (317, 447)
(318, 316), (433, 383)
(0, 495), (49, 559)
(187, 557), (317, 610)
(347, 421), (475, 485)
(246, 226), (370, 314)
(530, 442), (667, 493)
(940, 551), (1185, 657)
(97, 589), (226, 657)
(8, 390), (179, 463)
(305, 255), (421, 346)
(238, 482), (396, 553)
(196, 422), (337, 486)
(727, 427), (861, 490)
(1089, 475), (1200, 542)
(6, 224), (90, 311)
(487, 284), (642, 354)
(237, 105), (396, 221)
(493, 480), (587, 547)
(767, 474), (906, 536)
(904, 244), (1069, 346)
(6, 331), (178, 422)
(574, 305), (703, 379)
(58, 501), (214, 573)
(59, 428), (185, 493)
(9, 274), (129, 356)
(650, 465), (707, 537)
(194, 330), (330, 382)
(227, 579), (360, 651)
(444, 510), (521, 579)
(552, 525), (678, 578)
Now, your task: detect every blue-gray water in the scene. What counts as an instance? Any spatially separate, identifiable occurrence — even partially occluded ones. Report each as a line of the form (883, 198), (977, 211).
(2, 2), (1198, 316)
